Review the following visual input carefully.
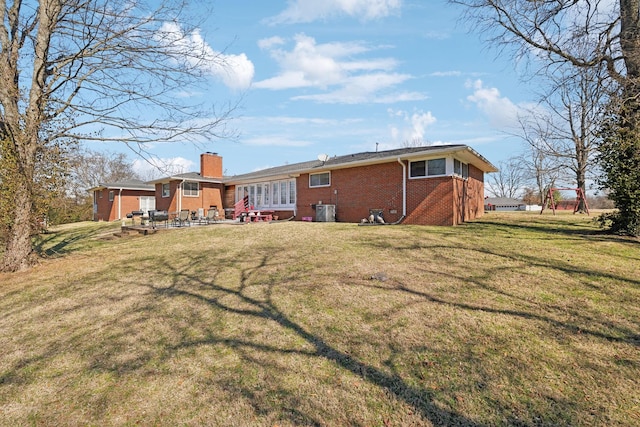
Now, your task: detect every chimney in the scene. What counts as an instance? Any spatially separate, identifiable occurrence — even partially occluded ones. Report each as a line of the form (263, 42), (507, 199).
(201, 152), (223, 179)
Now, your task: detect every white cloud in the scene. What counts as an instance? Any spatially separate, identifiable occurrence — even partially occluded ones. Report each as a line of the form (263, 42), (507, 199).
(266, 0), (402, 25)
(258, 36), (285, 50)
(430, 70), (462, 77)
(465, 79), (520, 129)
(254, 33), (424, 104)
(387, 108), (437, 143)
(157, 22), (254, 90)
(264, 116), (362, 125)
(243, 136), (313, 147)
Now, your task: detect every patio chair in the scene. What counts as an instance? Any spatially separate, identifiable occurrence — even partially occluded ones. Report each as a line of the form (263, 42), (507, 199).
(173, 209), (191, 227)
(204, 207), (220, 224)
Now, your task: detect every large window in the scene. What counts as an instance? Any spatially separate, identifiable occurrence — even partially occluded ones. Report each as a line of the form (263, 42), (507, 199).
(237, 179), (296, 209)
(409, 158), (446, 178)
(309, 172), (330, 187)
(162, 183), (170, 198)
(182, 181), (199, 197)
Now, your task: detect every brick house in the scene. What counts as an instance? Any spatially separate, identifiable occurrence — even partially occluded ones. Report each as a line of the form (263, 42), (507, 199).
(147, 152), (225, 218)
(90, 179), (155, 222)
(91, 146), (497, 226)
(225, 145), (497, 225)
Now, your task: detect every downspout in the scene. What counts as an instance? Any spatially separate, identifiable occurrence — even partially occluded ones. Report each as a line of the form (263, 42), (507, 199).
(397, 158), (406, 217)
(118, 188), (123, 220)
(178, 179), (185, 212)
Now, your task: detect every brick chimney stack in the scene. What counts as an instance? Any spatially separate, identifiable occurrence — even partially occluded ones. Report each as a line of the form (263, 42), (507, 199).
(200, 152), (223, 179)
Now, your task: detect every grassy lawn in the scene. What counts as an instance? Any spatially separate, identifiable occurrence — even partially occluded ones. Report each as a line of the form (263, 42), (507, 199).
(0, 213), (638, 426)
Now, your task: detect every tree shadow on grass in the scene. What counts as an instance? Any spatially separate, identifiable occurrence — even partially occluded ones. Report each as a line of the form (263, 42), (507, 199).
(469, 217), (639, 248)
(132, 252), (488, 427)
(359, 237), (640, 347)
(33, 224), (121, 257)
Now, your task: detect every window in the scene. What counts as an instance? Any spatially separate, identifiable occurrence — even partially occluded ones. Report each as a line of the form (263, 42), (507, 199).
(454, 159), (469, 178)
(99, 190), (103, 199)
(264, 184), (270, 205)
(272, 182), (279, 205)
(410, 161), (426, 177)
(410, 158), (446, 178)
(280, 182), (287, 205)
(427, 158), (446, 175)
(162, 183), (170, 198)
(237, 179), (296, 208)
(289, 181), (296, 204)
(182, 181), (199, 197)
(310, 172), (330, 187)
(108, 191), (114, 201)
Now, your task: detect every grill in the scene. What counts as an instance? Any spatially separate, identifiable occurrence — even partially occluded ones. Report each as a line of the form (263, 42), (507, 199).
(148, 210), (169, 228)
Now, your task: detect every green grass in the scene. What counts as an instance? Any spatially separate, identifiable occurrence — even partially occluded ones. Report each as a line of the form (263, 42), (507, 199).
(1, 212), (638, 426)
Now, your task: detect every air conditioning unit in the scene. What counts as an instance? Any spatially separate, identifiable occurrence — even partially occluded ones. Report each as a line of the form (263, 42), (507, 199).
(315, 204), (335, 222)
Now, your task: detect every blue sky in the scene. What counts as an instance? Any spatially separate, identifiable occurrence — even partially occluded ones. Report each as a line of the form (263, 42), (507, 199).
(121, 0), (534, 178)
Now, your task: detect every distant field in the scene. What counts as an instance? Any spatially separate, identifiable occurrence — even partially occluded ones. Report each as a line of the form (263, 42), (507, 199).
(0, 212), (638, 426)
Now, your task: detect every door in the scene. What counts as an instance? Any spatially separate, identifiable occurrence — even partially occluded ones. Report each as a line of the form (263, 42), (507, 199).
(139, 196), (156, 215)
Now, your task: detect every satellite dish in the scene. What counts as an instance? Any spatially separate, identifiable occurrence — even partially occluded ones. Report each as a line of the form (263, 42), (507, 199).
(317, 154), (329, 162)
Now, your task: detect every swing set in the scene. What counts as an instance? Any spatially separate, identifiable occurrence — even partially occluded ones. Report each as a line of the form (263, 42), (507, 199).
(540, 187), (589, 215)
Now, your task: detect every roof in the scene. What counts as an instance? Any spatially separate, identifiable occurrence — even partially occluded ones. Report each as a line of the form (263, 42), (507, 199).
(225, 144), (498, 184)
(88, 179), (154, 192)
(146, 172), (222, 185)
(484, 197), (525, 206)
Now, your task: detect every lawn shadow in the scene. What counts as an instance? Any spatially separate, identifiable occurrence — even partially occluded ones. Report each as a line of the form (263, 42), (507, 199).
(34, 224), (120, 257)
(359, 235), (640, 347)
(131, 251), (489, 427)
(470, 217), (639, 248)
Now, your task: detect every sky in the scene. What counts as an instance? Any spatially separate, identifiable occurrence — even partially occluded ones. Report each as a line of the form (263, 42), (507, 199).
(116, 0), (536, 178)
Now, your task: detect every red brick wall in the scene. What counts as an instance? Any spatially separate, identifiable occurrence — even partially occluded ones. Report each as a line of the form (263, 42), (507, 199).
(404, 176), (454, 225)
(93, 189), (155, 221)
(295, 161), (486, 226)
(452, 165), (485, 225)
(156, 181), (224, 215)
(201, 153), (223, 178)
(297, 162), (405, 223)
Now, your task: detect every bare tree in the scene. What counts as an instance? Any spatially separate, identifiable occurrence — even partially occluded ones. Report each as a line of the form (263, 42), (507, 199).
(67, 148), (140, 203)
(518, 64), (607, 210)
(0, 0), (235, 271)
(517, 140), (565, 203)
(486, 158), (527, 199)
(449, 0), (640, 233)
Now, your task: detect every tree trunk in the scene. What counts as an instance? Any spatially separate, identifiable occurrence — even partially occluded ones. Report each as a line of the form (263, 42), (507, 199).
(2, 176), (35, 272)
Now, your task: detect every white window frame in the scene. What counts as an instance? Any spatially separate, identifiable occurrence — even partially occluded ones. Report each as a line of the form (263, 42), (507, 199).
(309, 171), (330, 187)
(409, 157), (448, 179)
(162, 183), (170, 198)
(454, 159), (470, 179)
(182, 181), (199, 197)
(236, 179), (296, 209)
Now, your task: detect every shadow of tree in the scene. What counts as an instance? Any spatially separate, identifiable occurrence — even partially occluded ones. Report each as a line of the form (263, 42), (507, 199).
(34, 224), (121, 257)
(122, 251), (488, 426)
(357, 237), (640, 347)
